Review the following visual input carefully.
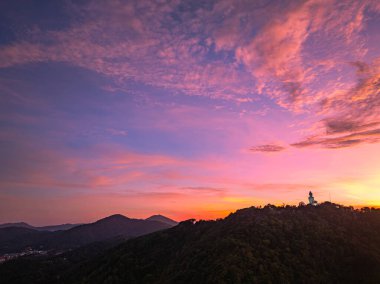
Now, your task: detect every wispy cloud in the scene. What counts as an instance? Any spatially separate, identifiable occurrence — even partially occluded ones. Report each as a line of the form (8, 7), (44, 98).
(0, 0), (252, 102)
(1, 0), (379, 110)
(323, 120), (380, 135)
(250, 144), (286, 153)
(292, 128), (380, 149)
(291, 58), (380, 149)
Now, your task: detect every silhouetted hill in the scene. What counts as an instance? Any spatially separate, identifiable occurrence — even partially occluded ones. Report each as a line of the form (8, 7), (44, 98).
(0, 227), (52, 253)
(2, 203), (380, 284)
(0, 222), (35, 229)
(0, 214), (174, 253)
(0, 222), (81, 231)
(36, 223), (82, 231)
(64, 203), (380, 284)
(146, 215), (178, 226)
(43, 214), (173, 249)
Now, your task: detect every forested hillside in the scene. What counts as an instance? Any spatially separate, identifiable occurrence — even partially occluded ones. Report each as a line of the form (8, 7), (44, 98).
(2, 203), (380, 284)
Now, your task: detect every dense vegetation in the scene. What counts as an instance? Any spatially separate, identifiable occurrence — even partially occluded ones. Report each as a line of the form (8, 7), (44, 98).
(2, 202), (380, 283)
(0, 227), (53, 253)
(0, 238), (126, 283)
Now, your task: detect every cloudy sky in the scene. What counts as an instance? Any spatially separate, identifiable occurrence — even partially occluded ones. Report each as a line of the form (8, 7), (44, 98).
(1, 0), (380, 225)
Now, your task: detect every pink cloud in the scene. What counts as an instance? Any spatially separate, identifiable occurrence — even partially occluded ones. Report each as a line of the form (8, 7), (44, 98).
(0, 0), (379, 113)
(0, 1), (252, 102)
(288, 58), (380, 149)
(249, 144), (286, 153)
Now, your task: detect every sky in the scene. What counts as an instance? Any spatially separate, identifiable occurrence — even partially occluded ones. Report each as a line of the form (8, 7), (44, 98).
(1, 0), (380, 225)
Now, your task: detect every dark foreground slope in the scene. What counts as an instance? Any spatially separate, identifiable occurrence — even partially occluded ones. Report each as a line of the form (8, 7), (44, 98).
(2, 203), (380, 284)
(66, 203), (380, 284)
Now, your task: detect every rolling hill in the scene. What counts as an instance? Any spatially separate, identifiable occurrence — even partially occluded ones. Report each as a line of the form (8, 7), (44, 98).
(0, 227), (52, 253)
(0, 214), (176, 253)
(0, 222), (81, 231)
(43, 214), (174, 249)
(146, 215), (178, 226)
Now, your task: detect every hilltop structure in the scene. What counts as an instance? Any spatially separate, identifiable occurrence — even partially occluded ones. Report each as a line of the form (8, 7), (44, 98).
(308, 191), (317, 205)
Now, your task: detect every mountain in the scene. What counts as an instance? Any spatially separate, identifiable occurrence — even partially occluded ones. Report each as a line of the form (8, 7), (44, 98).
(0, 214), (174, 253)
(35, 224), (81, 232)
(3, 203), (380, 283)
(0, 222), (35, 230)
(0, 227), (52, 253)
(43, 214), (173, 249)
(146, 215), (178, 226)
(0, 222), (81, 231)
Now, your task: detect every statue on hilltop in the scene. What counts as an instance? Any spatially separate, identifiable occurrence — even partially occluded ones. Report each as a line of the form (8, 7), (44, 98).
(308, 191), (317, 205)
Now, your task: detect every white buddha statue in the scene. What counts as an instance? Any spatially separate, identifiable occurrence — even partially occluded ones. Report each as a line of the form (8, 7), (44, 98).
(308, 191), (317, 205)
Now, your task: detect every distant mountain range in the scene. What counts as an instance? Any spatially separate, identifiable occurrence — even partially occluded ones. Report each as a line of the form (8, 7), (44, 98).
(0, 222), (81, 231)
(0, 214), (177, 254)
(146, 214), (179, 226)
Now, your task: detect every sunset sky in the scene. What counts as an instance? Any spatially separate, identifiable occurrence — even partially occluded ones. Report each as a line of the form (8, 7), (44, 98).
(1, 0), (380, 225)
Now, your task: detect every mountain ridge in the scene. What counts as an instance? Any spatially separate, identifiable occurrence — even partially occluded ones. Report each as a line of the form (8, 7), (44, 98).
(145, 215), (178, 226)
(0, 214), (176, 254)
(0, 222), (81, 232)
